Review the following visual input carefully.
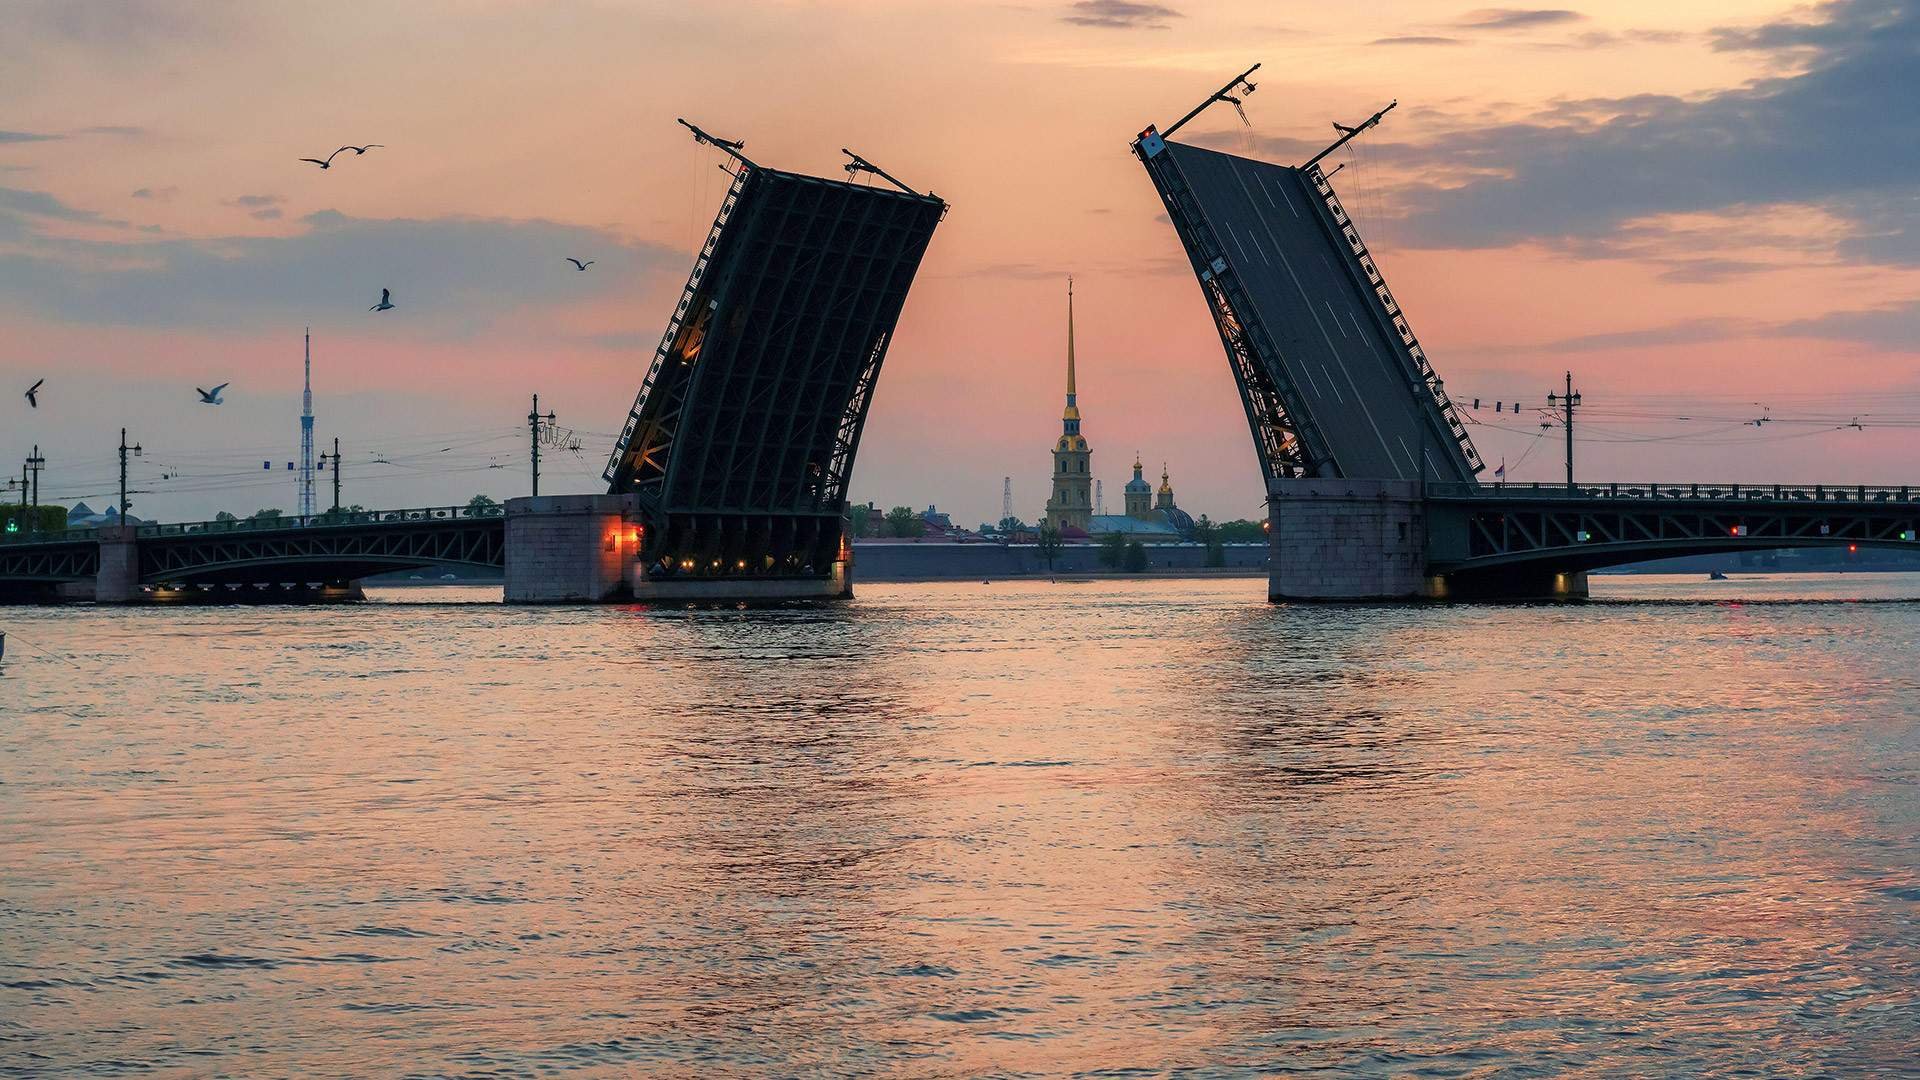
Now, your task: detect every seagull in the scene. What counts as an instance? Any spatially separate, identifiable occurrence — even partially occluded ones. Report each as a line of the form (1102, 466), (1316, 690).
(196, 382), (229, 404)
(342, 144), (383, 155)
(565, 258), (595, 271)
(24, 378), (43, 408)
(370, 288), (394, 311)
(299, 147), (353, 169)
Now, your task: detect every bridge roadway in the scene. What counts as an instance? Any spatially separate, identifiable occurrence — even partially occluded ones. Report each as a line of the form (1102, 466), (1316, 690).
(2, 481), (1915, 603)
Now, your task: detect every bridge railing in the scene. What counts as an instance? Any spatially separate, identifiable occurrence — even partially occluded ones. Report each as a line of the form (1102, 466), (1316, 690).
(0, 505), (505, 545)
(1427, 481), (1918, 504)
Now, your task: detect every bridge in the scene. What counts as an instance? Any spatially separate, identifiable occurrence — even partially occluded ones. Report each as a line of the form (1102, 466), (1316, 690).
(0, 507), (504, 603)
(1132, 69), (1920, 599)
(5, 96), (1917, 605)
(1, 122), (947, 605)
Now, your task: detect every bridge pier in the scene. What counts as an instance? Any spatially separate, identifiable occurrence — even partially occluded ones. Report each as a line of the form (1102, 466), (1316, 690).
(94, 525), (141, 604)
(503, 495), (853, 604)
(1267, 478), (1430, 601)
(1267, 479), (1592, 602)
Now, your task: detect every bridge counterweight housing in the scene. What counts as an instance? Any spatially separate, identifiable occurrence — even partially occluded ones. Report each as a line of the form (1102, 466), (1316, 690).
(603, 152), (947, 590)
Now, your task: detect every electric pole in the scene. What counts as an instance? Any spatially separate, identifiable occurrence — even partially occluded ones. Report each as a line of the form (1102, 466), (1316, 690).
(1547, 371), (1582, 490)
(27, 445), (43, 510)
(118, 428), (142, 520)
(319, 438), (342, 513)
(528, 394), (556, 497)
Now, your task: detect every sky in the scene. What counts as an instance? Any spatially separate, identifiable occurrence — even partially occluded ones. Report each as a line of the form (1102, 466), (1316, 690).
(2, 0), (1917, 527)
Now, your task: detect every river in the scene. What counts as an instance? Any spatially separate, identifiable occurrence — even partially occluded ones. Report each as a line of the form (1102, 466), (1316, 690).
(3, 575), (1916, 1075)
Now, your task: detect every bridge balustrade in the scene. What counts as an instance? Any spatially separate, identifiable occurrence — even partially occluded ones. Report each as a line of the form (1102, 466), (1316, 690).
(1426, 482), (1917, 504)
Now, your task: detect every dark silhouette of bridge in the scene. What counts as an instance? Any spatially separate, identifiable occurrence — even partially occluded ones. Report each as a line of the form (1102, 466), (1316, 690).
(1131, 72), (1919, 599)
(4, 99), (1917, 604)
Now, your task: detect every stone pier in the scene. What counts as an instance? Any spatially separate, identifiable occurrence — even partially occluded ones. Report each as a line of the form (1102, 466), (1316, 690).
(1267, 478), (1590, 602)
(1267, 478), (1429, 601)
(502, 494), (853, 604)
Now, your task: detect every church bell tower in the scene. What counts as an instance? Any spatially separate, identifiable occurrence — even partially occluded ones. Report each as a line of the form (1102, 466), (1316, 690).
(1043, 278), (1092, 532)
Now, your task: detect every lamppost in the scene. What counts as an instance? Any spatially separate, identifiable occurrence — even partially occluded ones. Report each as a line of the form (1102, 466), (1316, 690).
(118, 428), (142, 520)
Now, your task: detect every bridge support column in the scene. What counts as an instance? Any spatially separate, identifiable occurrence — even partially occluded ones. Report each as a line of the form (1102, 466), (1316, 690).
(94, 525), (141, 604)
(504, 494), (646, 603)
(1267, 478), (1430, 601)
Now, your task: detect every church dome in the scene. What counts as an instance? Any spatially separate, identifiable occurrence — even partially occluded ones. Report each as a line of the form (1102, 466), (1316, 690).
(1124, 454), (1151, 493)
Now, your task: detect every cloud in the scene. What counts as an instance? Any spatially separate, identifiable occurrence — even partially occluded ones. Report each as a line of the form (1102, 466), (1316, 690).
(226, 193), (281, 208)
(1061, 1), (1182, 30)
(0, 187), (678, 335)
(1373, 35), (1464, 46)
(250, 208), (282, 221)
(1454, 8), (1585, 30)
(132, 186), (180, 201)
(1777, 300), (1920, 350)
(0, 130), (61, 143)
(76, 125), (145, 138)
(1376, 0), (1920, 259)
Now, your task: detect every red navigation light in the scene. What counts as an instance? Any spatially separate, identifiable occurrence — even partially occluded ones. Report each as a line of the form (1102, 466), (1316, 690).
(1849, 544), (1858, 553)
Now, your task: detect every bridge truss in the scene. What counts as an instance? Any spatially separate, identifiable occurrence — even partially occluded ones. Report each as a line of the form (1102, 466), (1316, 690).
(604, 127), (946, 580)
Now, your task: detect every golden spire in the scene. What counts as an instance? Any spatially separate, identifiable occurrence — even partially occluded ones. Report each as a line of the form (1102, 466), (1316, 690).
(1061, 275), (1080, 425)
(1158, 463), (1173, 495)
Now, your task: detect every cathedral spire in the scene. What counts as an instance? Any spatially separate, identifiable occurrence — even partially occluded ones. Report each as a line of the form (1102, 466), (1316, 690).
(1062, 276), (1079, 427)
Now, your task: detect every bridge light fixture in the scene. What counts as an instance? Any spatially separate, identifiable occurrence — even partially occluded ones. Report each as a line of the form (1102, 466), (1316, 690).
(1576, 529), (1590, 542)
(1730, 525), (1747, 537)
(1904, 530), (1916, 542)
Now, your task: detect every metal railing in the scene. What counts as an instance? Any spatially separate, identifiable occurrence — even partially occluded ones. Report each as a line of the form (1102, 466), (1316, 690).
(1428, 481), (1919, 504)
(0, 504), (505, 545)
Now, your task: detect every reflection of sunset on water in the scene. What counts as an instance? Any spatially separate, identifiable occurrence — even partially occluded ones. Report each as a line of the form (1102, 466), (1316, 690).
(3, 578), (1915, 1072)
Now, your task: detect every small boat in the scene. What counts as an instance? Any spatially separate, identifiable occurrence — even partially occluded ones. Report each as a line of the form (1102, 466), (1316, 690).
(1709, 570), (1729, 580)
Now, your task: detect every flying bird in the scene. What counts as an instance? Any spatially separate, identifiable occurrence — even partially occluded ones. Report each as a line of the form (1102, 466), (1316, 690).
(342, 144), (383, 155)
(370, 288), (394, 311)
(196, 382), (229, 404)
(299, 147), (353, 169)
(24, 378), (43, 408)
(565, 258), (595, 271)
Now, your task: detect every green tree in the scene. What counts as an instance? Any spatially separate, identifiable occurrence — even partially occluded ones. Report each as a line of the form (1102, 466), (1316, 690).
(249, 508), (283, 523)
(214, 511), (238, 523)
(1122, 540), (1149, 573)
(998, 515), (1027, 535)
(1194, 514), (1225, 567)
(1036, 521), (1064, 571)
(1098, 529), (1127, 569)
(1216, 518), (1267, 543)
(468, 494), (501, 516)
(885, 505), (922, 538)
(849, 503), (872, 538)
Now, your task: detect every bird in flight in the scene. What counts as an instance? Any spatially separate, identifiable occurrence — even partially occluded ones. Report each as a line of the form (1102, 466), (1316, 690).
(565, 258), (595, 271)
(370, 288), (395, 311)
(196, 383), (230, 404)
(343, 144), (383, 156)
(299, 147), (353, 169)
(24, 378), (43, 408)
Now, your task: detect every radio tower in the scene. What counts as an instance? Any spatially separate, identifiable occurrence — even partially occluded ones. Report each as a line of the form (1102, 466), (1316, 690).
(1001, 476), (1012, 525)
(1096, 478), (1105, 516)
(299, 328), (316, 519)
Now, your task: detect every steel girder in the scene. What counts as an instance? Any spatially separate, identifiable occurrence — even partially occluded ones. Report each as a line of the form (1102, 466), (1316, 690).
(139, 518), (504, 584)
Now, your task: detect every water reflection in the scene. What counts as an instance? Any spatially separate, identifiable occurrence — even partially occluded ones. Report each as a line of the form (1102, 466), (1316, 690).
(1, 578), (1916, 1074)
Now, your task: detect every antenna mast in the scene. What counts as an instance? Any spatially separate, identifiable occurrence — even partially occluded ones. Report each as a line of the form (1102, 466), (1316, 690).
(1302, 100), (1397, 170)
(1158, 63), (1261, 140)
(299, 328), (316, 520)
(1002, 477), (1013, 524)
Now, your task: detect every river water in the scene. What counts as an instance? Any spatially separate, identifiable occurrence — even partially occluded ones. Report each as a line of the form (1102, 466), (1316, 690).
(3, 575), (1917, 1076)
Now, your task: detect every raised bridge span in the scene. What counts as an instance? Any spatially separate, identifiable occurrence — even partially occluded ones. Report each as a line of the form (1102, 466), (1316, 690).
(4, 99), (1917, 604)
(1131, 71), (1919, 599)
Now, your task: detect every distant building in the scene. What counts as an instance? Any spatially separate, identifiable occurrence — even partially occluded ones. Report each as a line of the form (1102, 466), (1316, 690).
(1088, 457), (1192, 541)
(1034, 278), (1194, 543)
(1042, 279), (1093, 534)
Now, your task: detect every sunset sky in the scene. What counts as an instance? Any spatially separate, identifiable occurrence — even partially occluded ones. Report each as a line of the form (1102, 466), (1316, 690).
(3, 0), (1916, 527)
